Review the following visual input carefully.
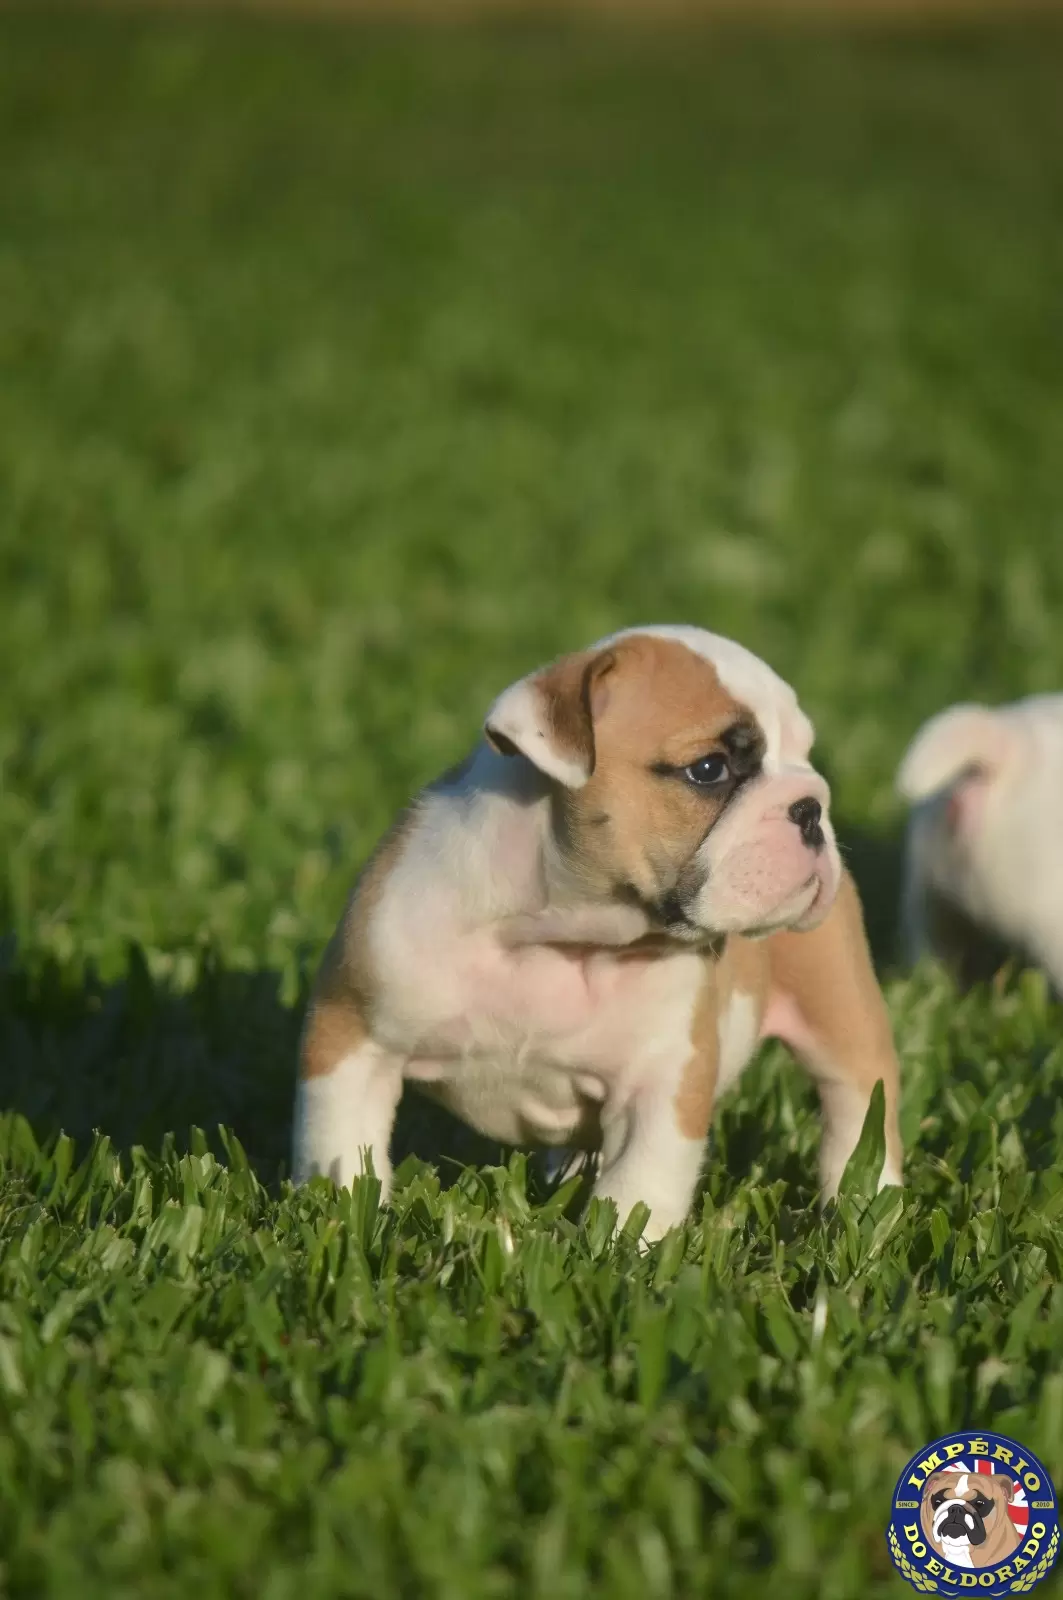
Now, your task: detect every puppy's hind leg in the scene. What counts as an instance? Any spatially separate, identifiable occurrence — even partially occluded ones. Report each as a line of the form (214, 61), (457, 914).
(292, 996), (403, 1200)
(764, 870), (903, 1199)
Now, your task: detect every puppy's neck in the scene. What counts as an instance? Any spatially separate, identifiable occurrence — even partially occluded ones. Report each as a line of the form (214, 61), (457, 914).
(432, 742), (721, 958)
(431, 744), (633, 936)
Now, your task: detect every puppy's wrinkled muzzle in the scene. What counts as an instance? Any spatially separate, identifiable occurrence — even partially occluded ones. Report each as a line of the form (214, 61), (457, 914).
(685, 770), (841, 936)
(934, 1501), (986, 1547)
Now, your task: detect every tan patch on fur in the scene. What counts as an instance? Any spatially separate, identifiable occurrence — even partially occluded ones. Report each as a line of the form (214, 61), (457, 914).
(674, 959), (720, 1139)
(298, 811), (415, 1079)
(557, 633), (752, 901)
(538, 649), (601, 776)
(300, 995), (368, 1080)
(717, 933), (771, 1015)
(766, 872), (894, 1063)
(593, 634), (745, 767)
(765, 869), (903, 1172)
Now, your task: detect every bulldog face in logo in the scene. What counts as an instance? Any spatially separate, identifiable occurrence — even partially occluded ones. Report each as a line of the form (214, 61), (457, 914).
(920, 1470), (1022, 1569)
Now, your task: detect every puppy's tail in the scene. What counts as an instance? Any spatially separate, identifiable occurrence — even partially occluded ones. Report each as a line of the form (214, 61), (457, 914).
(896, 704), (1003, 802)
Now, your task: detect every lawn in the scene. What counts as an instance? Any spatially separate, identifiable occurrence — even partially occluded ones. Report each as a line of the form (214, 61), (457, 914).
(2, 10), (1063, 1597)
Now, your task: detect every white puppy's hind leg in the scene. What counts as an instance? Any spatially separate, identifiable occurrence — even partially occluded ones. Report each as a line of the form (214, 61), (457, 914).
(293, 1006), (403, 1199)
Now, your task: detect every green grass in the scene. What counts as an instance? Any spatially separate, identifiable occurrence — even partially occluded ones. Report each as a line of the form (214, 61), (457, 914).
(2, 10), (1063, 1596)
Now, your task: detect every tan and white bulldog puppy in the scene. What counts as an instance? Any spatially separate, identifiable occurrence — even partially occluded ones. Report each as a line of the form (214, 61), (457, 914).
(898, 695), (1063, 994)
(920, 1470), (1022, 1570)
(293, 625), (903, 1239)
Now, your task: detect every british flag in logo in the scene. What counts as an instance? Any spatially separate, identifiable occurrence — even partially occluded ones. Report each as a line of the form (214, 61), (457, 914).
(943, 1457), (1030, 1536)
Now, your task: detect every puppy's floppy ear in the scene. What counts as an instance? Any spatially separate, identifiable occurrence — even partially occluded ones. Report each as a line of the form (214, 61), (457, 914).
(996, 1476), (1016, 1504)
(921, 1473), (952, 1504)
(484, 648), (618, 788)
(897, 704), (1018, 803)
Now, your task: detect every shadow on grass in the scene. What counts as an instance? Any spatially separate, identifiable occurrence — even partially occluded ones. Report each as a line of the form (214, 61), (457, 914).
(0, 935), (516, 1186)
(0, 822), (906, 1183)
(833, 817), (905, 975)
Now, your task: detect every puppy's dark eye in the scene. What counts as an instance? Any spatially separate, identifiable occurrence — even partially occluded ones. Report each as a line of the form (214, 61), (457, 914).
(931, 1491), (947, 1510)
(972, 1494), (993, 1515)
(684, 755), (730, 788)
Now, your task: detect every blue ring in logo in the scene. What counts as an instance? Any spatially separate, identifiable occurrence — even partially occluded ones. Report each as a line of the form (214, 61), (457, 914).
(888, 1429), (1059, 1596)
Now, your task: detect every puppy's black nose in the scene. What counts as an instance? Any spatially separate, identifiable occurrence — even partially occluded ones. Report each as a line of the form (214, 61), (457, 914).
(788, 796), (824, 851)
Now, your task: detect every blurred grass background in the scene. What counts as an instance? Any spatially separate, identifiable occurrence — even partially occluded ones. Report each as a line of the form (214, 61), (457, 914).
(4, 11), (1062, 971)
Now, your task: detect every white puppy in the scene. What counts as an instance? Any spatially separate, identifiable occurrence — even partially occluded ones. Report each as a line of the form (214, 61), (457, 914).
(294, 625), (902, 1239)
(897, 695), (1063, 993)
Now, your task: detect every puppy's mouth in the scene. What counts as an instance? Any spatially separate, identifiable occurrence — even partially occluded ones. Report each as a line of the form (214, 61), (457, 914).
(790, 872), (827, 923)
(620, 854), (835, 945)
(656, 887), (705, 938)
(735, 875), (824, 939)
(624, 872), (826, 943)
(933, 1502), (988, 1547)
(616, 883), (713, 945)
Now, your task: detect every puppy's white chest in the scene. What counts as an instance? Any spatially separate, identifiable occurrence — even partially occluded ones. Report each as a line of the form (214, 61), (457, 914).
(387, 934), (680, 1059)
(386, 935), (702, 1144)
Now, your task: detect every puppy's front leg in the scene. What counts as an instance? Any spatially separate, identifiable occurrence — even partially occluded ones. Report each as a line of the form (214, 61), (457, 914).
(765, 870), (903, 1198)
(591, 982), (717, 1243)
(292, 996), (403, 1199)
